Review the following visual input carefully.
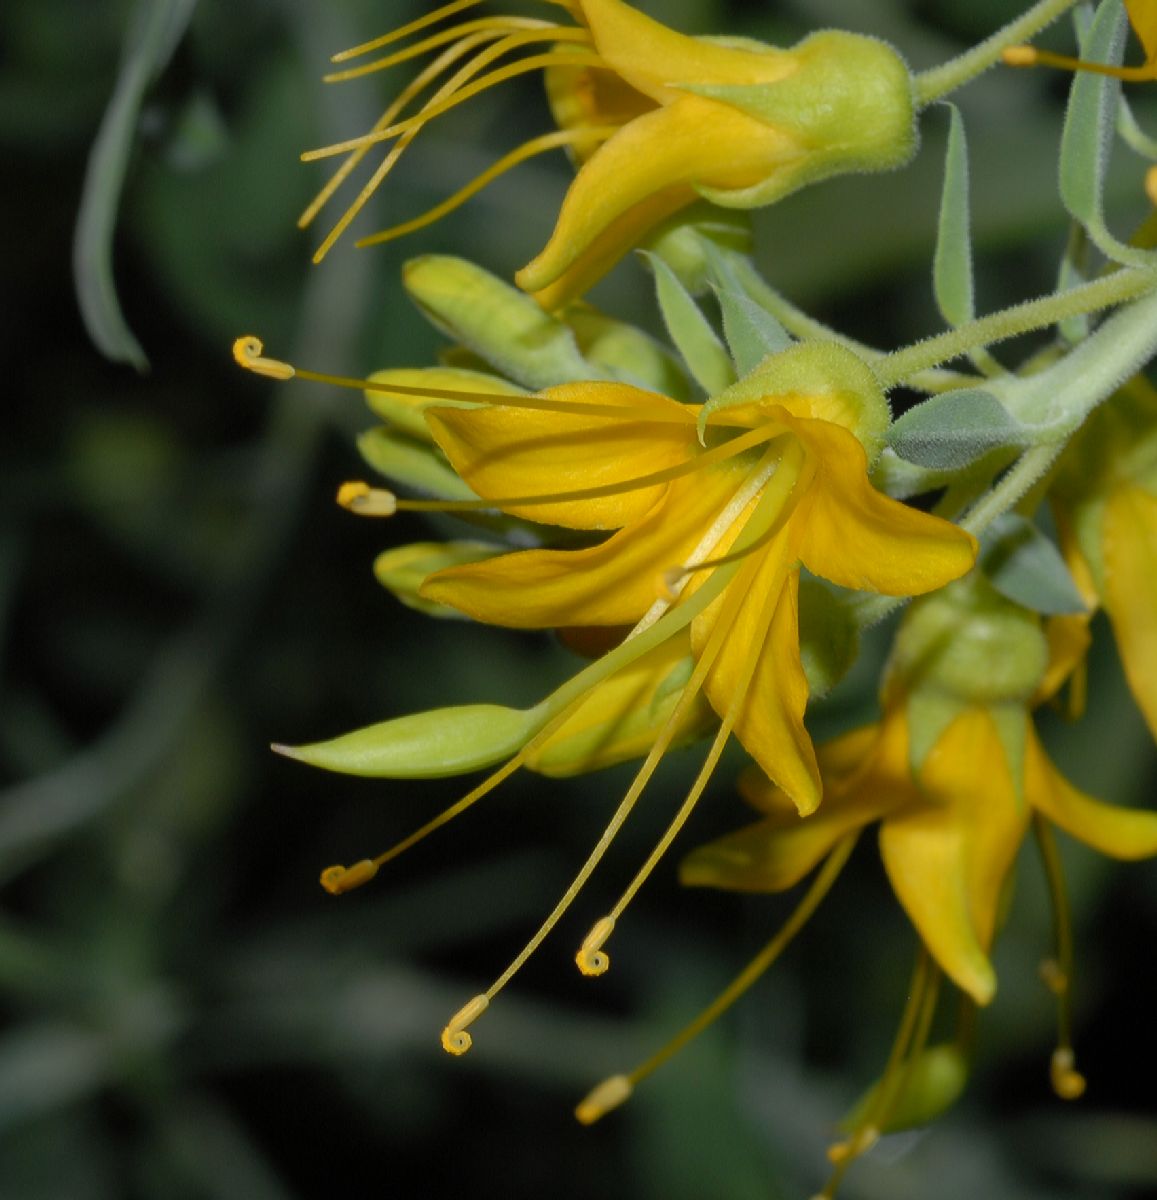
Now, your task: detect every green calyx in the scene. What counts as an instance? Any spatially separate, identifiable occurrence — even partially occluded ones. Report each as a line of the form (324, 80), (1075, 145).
(890, 575), (1048, 708)
(688, 30), (917, 209)
(700, 340), (890, 461)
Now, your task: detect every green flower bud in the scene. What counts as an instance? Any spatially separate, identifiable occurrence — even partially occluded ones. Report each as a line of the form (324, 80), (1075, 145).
(842, 1044), (969, 1135)
(374, 541), (499, 619)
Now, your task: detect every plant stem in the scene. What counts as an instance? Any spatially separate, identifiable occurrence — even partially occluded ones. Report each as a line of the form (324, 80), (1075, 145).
(914, 0), (1081, 106)
(877, 267), (1157, 387)
(961, 443), (1061, 536)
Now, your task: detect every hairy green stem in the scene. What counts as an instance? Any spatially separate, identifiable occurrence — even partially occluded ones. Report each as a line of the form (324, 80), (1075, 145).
(914, 0), (1081, 105)
(878, 267), (1157, 387)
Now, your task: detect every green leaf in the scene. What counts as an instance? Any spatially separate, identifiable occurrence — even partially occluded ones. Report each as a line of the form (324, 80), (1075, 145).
(275, 703), (546, 779)
(73, 0), (198, 370)
(933, 104), (975, 328)
(980, 513), (1088, 615)
(1060, 0), (1156, 268)
(712, 283), (793, 375)
(641, 252), (736, 396)
(888, 389), (1027, 469)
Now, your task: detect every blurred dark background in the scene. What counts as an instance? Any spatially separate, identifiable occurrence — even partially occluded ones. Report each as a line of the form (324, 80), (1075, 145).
(3, 0), (1156, 1196)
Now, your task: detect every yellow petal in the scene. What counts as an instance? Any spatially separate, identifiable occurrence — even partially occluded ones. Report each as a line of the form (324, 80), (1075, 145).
(420, 463), (748, 627)
(516, 94), (795, 305)
(544, 62), (654, 162)
(787, 414), (978, 595)
(880, 710), (1028, 1004)
(1102, 483), (1157, 739)
(1027, 728), (1157, 859)
(694, 543), (821, 815)
(578, 0), (792, 106)
(425, 381), (697, 530)
(1126, 0), (1157, 65)
(1032, 613), (1092, 707)
(365, 366), (523, 442)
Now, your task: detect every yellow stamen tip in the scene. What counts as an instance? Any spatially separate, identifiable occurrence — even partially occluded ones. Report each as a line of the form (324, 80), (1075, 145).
(442, 993), (489, 1055)
(320, 859), (379, 895)
(1146, 165), (1157, 208)
(233, 336), (296, 381)
(336, 480), (398, 516)
(1050, 1048), (1087, 1100)
(1039, 957), (1068, 996)
(575, 1074), (632, 1125)
(576, 915), (615, 977)
(1002, 45), (1040, 68)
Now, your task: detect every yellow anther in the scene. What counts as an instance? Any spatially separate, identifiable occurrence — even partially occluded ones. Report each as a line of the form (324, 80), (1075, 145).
(1146, 165), (1157, 208)
(1050, 1048), (1087, 1100)
(574, 1074), (632, 1125)
(1039, 957), (1068, 995)
(1001, 45), (1039, 68)
(336, 480), (398, 516)
(232, 336), (296, 381)
(319, 859), (380, 895)
(576, 915), (615, 976)
(442, 993), (489, 1055)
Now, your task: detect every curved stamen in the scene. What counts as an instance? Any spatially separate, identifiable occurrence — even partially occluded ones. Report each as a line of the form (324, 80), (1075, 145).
(356, 125), (618, 249)
(1034, 814), (1087, 1100)
(302, 48), (603, 162)
(330, 0), (580, 64)
(575, 836), (858, 1124)
(1003, 43), (1157, 81)
(325, 17), (564, 83)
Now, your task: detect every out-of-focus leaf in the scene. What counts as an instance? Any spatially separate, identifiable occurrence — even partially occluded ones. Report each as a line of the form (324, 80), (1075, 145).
(73, 0), (198, 369)
(0, 1026), (110, 1132)
(980, 514), (1088, 615)
(889, 389), (1027, 468)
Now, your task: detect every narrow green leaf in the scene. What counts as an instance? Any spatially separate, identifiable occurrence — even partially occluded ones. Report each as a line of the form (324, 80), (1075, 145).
(980, 513), (1088, 615)
(933, 104), (975, 328)
(1060, 0), (1156, 267)
(889, 389), (1027, 469)
(641, 252), (736, 396)
(712, 284), (793, 375)
(73, 0), (198, 370)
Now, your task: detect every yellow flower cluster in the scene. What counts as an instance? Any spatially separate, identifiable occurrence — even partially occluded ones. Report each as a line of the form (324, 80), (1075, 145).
(236, 0), (1157, 1194)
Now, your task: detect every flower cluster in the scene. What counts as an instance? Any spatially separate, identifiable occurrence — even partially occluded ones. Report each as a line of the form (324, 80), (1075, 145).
(236, 0), (1157, 1194)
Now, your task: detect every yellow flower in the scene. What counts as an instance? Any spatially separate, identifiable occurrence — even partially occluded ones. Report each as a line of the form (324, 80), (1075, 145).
(417, 343), (977, 816)
(300, 0), (916, 307)
(1052, 376), (1157, 740)
(1004, 0), (1157, 80)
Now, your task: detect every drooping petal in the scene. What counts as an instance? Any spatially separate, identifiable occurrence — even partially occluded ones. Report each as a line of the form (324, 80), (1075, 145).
(1027, 728), (1157, 859)
(693, 537), (821, 814)
(1102, 483), (1157, 738)
(515, 94), (796, 307)
(787, 414), (978, 595)
(881, 710), (1028, 1005)
(420, 463), (750, 627)
(425, 381), (697, 530)
(577, 0), (792, 106)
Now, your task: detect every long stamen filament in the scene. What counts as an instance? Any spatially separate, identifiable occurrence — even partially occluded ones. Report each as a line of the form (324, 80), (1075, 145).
(301, 31), (500, 231)
(356, 125), (618, 249)
(302, 50), (603, 162)
(1002, 43), (1157, 81)
(331, 0), (579, 63)
(233, 336), (698, 422)
(323, 17), (560, 83)
(1033, 813), (1087, 1100)
(575, 835), (858, 1125)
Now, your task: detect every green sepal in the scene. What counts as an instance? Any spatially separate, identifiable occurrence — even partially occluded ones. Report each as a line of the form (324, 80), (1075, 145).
(373, 541), (499, 619)
(562, 303), (691, 399)
(688, 31), (916, 209)
(841, 1044), (968, 1135)
(642, 202), (752, 296)
(700, 341), (889, 461)
(641, 251), (735, 396)
(403, 255), (599, 389)
(979, 514), (1088, 616)
(905, 688), (967, 779)
(703, 243), (792, 374)
(888, 389), (1028, 470)
(274, 702), (548, 779)
(798, 579), (860, 699)
(356, 427), (475, 501)
(933, 103), (975, 328)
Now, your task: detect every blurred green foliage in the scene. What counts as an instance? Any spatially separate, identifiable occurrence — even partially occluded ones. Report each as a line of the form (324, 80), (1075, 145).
(3, 0), (1156, 1197)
